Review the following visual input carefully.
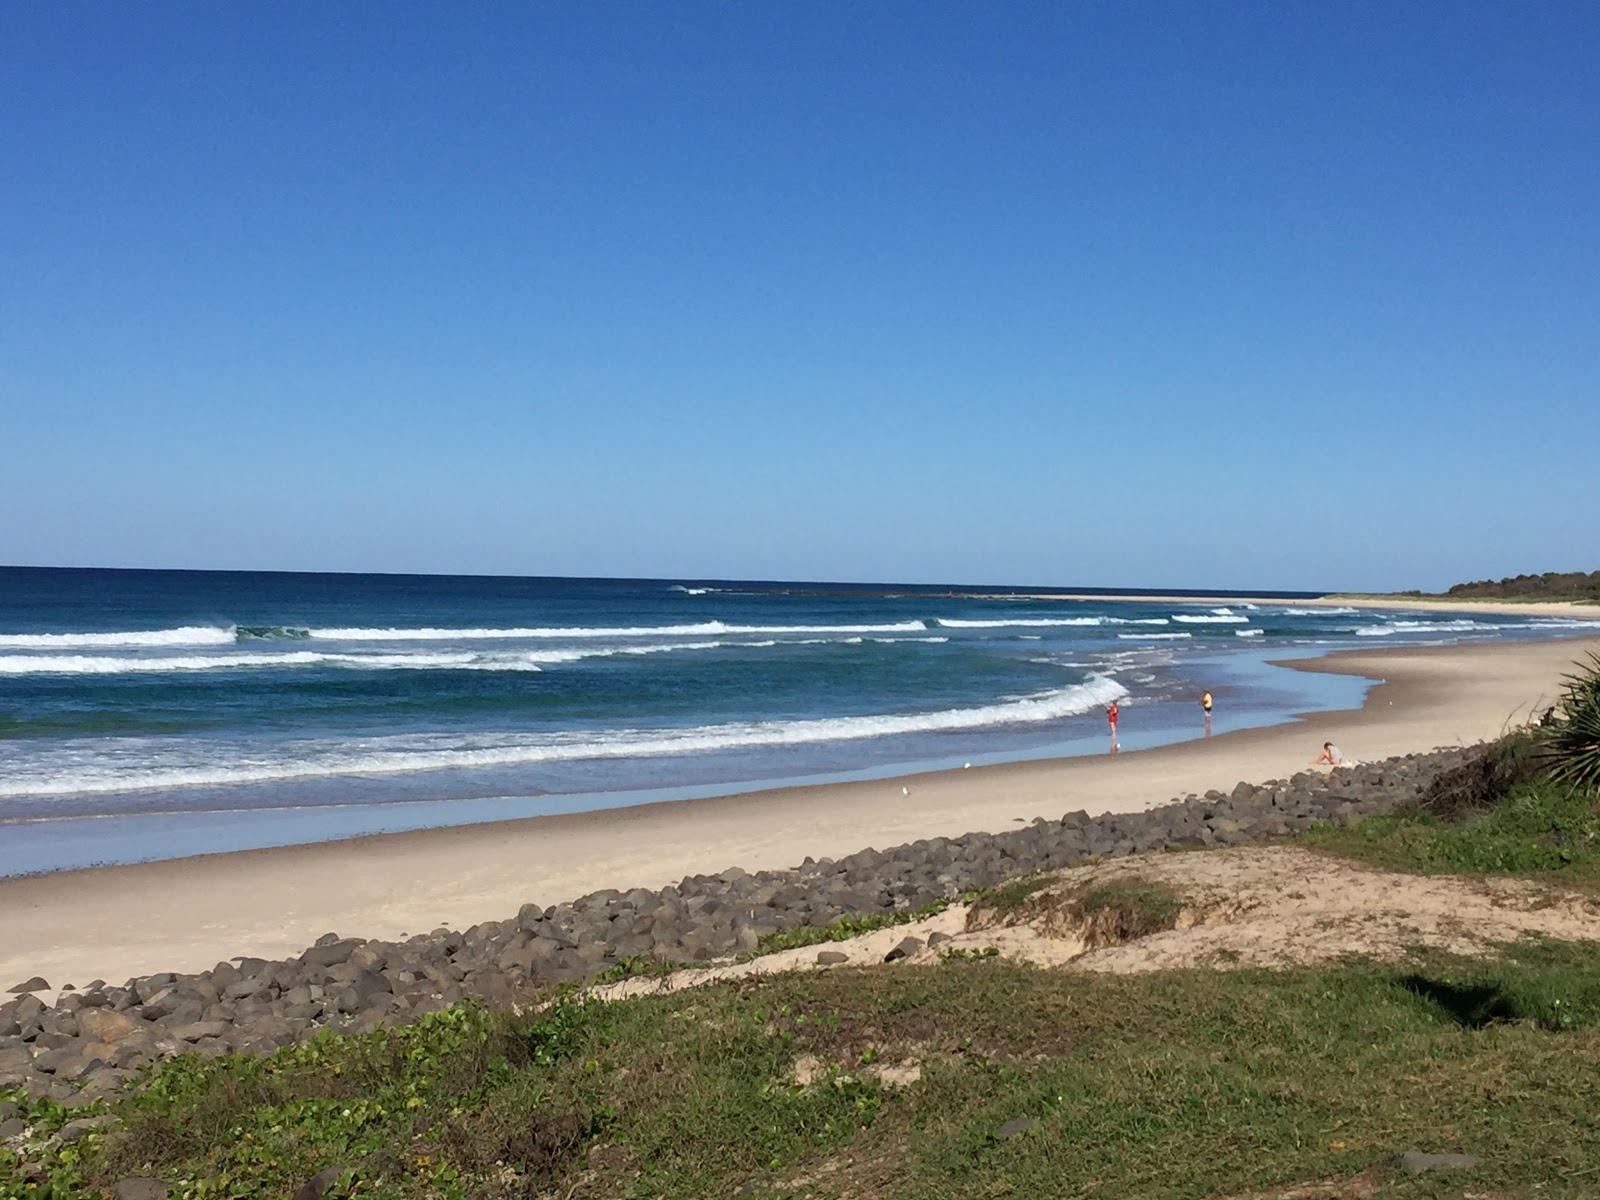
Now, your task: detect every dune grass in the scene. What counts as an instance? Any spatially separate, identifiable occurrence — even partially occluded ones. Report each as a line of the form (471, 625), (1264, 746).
(8, 938), (1600, 1199)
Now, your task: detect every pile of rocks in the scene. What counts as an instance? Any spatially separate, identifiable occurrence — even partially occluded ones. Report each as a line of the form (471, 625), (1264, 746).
(0, 747), (1468, 1102)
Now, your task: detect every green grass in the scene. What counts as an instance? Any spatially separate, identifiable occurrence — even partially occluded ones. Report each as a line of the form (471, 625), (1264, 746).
(963, 871), (1053, 915)
(11, 942), (1600, 1199)
(1302, 776), (1600, 890)
(752, 901), (950, 956)
(1073, 877), (1186, 933)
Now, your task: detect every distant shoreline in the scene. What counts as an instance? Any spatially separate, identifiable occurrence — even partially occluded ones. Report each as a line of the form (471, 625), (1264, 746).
(1025, 593), (1600, 619)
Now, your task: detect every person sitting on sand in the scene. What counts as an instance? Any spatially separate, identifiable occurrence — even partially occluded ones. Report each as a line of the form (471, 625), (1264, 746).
(1312, 742), (1344, 767)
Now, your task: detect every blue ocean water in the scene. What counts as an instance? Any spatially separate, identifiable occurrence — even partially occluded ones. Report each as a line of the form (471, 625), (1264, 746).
(0, 567), (1592, 875)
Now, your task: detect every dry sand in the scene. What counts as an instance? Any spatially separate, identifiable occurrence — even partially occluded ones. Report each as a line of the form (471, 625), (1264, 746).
(2, 636), (1596, 992)
(586, 844), (1600, 1003)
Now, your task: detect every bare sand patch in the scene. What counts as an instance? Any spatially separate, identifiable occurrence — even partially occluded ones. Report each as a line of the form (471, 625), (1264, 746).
(585, 846), (1600, 1004)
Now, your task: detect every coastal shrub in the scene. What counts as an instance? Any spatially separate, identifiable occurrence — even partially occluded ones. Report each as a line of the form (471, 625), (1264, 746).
(1541, 651), (1600, 797)
(1420, 730), (1545, 820)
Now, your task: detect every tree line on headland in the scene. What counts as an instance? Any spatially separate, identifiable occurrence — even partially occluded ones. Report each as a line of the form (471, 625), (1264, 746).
(1393, 569), (1600, 602)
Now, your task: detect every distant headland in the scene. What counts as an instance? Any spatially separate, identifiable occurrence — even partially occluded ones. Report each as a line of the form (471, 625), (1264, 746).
(1340, 569), (1600, 606)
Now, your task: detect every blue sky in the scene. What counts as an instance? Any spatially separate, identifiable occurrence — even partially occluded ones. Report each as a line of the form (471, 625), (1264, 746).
(3, 2), (1596, 591)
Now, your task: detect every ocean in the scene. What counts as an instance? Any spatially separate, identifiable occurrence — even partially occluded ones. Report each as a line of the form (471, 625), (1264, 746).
(1, 567), (1592, 875)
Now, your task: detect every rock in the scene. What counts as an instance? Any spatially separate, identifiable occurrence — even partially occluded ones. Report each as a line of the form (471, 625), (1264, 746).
(7, 978), (48, 994)
(78, 1007), (150, 1044)
(815, 951), (850, 966)
(996, 1117), (1037, 1138)
(927, 932), (954, 948)
(0, 1042), (32, 1075)
(31, 1045), (79, 1075)
(0, 1117), (26, 1139)
(300, 940), (359, 969)
(56, 1114), (115, 1144)
(1388, 1151), (1482, 1173)
(113, 1182), (171, 1200)
(292, 1164), (347, 1200)
(173, 1019), (231, 1043)
(884, 936), (924, 963)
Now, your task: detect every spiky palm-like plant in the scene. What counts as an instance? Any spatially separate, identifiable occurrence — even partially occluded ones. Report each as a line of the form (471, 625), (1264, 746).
(1542, 651), (1600, 797)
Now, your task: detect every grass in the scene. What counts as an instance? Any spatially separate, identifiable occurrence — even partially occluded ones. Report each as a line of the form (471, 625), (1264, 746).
(966, 873), (1190, 954)
(752, 901), (951, 956)
(11, 945), (1600, 1198)
(1302, 775), (1600, 891)
(1072, 877), (1187, 937)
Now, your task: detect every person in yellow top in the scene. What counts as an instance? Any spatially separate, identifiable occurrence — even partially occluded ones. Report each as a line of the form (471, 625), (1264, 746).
(1201, 690), (1213, 736)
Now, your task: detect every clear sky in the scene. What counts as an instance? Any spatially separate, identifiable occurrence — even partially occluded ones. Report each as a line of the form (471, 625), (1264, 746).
(3, 2), (1596, 591)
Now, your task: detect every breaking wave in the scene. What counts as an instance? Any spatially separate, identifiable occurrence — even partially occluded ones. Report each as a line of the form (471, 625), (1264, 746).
(0, 626), (236, 650)
(0, 676), (1129, 798)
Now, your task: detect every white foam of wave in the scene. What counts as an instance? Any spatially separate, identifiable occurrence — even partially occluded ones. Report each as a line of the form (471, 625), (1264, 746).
(0, 632), (962, 677)
(1508, 620), (1597, 629)
(936, 617), (1101, 628)
(0, 650), (551, 675)
(669, 585), (717, 595)
(0, 676), (1130, 798)
(0, 626), (236, 650)
(1281, 607), (1359, 616)
(1354, 620), (1484, 638)
(1171, 614), (1250, 624)
(308, 620), (929, 641)
(1117, 632), (1193, 640)
(936, 616), (1169, 628)
(1235, 629), (1264, 637)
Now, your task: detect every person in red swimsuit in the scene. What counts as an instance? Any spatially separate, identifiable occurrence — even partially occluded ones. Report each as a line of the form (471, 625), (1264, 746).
(1107, 699), (1120, 753)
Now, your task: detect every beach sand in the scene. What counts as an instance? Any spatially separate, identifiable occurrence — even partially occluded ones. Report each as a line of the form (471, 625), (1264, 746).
(2, 636), (1595, 992)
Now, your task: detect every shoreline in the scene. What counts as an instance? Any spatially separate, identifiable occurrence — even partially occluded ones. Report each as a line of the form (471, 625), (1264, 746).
(1037, 593), (1600, 618)
(2, 635), (1594, 991)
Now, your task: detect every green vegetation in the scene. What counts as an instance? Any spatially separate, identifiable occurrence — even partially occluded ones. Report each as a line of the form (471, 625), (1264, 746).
(751, 900), (951, 956)
(1304, 776), (1600, 885)
(11, 944), (1600, 1198)
(1333, 567), (1600, 604)
(1303, 736), (1600, 894)
(1306, 655), (1600, 883)
(1071, 876), (1187, 939)
(1443, 569), (1600, 602)
(963, 871), (1052, 916)
(1543, 651), (1600, 797)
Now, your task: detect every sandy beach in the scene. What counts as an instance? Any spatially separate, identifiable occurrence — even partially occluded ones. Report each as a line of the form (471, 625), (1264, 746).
(2, 635), (1595, 993)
